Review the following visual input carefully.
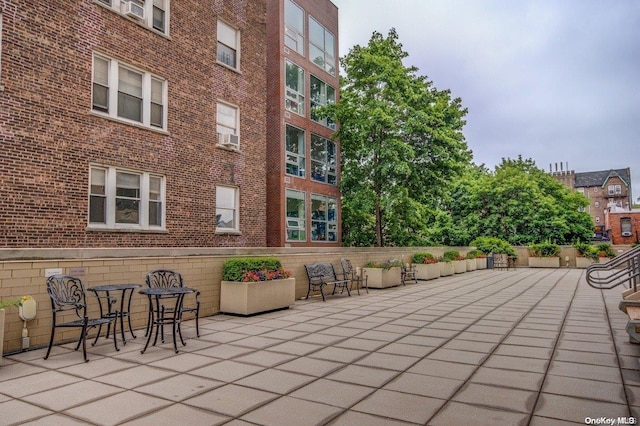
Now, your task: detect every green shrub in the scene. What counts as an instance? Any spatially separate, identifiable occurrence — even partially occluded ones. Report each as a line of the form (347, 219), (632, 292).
(364, 259), (403, 270)
(529, 242), (560, 257)
(573, 242), (598, 261)
(596, 243), (616, 258)
(442, 250), (462, 262)
(466, 250), (483, 259)
(222, 257), (283, 281)
(469, 237), (516, 257)
(412, 253), (437, 264)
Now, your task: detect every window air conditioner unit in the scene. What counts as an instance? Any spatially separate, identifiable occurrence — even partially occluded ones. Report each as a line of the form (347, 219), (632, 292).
(622, 231), (632, 237)
(121, 1), (145, 20)
(218, 133), (239, 148)
(287, 219), (304, 230)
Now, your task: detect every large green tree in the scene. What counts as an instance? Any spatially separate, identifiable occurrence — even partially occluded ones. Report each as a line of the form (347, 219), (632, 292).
(333, 29), (471, 246)
(441, 157), (594, 246)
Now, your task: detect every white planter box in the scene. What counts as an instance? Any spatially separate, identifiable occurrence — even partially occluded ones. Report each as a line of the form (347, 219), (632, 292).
(440, 262), (455, 276)
(476, 258), (488, 269)
(528, 257), (560, 268)
(414, 263), (440, 280)
(0, 309), (4, 366)
(365, 267), (402, 288)
(220, 278), (295, 315)
(466, 259), (477, 271)
(453, 260), (466, 274)
(576, 257), (598, 268)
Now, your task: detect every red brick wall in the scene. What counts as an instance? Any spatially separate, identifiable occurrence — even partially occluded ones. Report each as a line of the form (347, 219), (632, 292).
(0, 1), (267, 247)
(606, 212), (640, 244)
(265, 0), (341, 247)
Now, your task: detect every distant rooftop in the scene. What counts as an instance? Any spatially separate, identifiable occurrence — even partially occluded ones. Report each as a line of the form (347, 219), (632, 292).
(574, 168), (630, 188)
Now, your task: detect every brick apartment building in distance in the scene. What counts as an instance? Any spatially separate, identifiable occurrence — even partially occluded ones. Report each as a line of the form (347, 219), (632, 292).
(265, 0), (341, 247)
(551, 164), (632, 241)
(0, 0), (340, 249)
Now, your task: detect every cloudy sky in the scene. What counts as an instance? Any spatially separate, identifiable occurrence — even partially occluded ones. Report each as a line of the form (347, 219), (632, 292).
(331, 0), (640, 199)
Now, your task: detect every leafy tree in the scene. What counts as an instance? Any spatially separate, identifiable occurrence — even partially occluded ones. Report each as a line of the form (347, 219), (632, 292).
(333, 29), (471, 246)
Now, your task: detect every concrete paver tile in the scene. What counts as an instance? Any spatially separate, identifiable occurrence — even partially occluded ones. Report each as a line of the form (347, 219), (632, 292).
(542, 375), (626, 404)
(94, 364), (177, 388)
(185, 384), (278, 417)
(354, 352), (420, 371)
(241, 395), (342, 426)
(23, 380), (123, 411)
(429, 401), (529, 426)
(189, 360), (264, 382)
(266, 341), (324, 356)
(329, 411), (414, 426)
(384, 371), (463, 399)
(334, 337), (389, 352)
(470, 367), (544, 391)
(291, 378), (376, 408)
(308, 346), (368, 363)
(548, 360), (621, 383)
(135, 373), (223, 401)
(484, 354), (549, 373)
(0, 370), (82, 398)
(493, 344), (553, 359)
(453, 382), (537, 413)
(534, 393), (628, 424)
(327, 364), (399, 387)
(426, 348), (488, 365)
(0, 399), (54, 424)
(236, 368), (315, 394)
(125, 403), (230, 425)
(408, 358), (477, 380)
(351, 389), (445, 424)
(233, 350), (297, 367)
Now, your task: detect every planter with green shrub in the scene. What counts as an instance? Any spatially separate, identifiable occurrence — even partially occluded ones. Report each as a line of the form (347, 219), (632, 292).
(364, 259), (403, 288)
(528, 242), (560, 268)
(411, 253), (440, 280)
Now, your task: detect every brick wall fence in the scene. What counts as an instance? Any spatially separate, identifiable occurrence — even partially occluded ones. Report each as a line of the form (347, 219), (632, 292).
(0, 245), (631, 354)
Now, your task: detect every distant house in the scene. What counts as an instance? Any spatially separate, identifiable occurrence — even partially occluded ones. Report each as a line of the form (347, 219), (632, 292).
(551, 167), (632, 236)
(605, 205), (640, 244)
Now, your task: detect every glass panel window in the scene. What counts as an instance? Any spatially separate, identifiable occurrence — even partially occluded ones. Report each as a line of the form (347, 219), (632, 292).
(284, 0), (304, 55)
(311, 194), (337, 242)
(621, 218), (632, 236)
(216, 186), (238, 231)
(285, 125), (305, 177)
(311, 134), (337, 185)
(99, 0), (169, 34)
(310, 75), (336, 129)
(89, 165), (165, 230)
(92, 54), (167, 130)
(285, 60), (304, 115)
(286, 189), (306, 241)
(152, 0), (166, 32)
(217, 20), (239, 69)
(309, 16), (335, 76)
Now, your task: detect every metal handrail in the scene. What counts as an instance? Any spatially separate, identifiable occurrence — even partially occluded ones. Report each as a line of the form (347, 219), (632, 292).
(586, 246), (640, 291)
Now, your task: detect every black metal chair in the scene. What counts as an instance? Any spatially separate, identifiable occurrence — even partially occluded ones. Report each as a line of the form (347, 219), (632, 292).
(401, 263), (418, 285)
(44, 274), (118, 362)
(145, 269), (200, 338)
(340, 258), (368, 295)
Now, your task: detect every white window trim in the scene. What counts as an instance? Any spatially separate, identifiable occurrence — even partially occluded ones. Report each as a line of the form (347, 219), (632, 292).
(216, 100), (241, 151)
(215, 185), (240, 234)
(286, 189), (307, 242)
(284, 0), (305, 55)
(285, 59), (305, 117)
(92, 53), (168, 131)
(216, 19), (241, 72)
(308, 16), (336, 76)
(95, 0), (170, 36)
(88, 165), (166, 231)
(310, 75), (336, 129)
(285, 124), (305, 178)
(310, 134), (337, 185)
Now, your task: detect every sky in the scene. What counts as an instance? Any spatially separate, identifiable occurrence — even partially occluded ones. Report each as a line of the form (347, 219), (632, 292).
(331, 0), (640, 200)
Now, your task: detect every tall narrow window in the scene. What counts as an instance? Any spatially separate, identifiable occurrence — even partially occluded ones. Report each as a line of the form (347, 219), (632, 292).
(115, 172), (141, 224)
(621, 217), (632, 236)
(216, 186), (239, 231)
(92, 56), (110, 112)
(311, 134), (337, 185)
(286, 189), (306, 241)
(89, 168), (107, 224)
(285, 125), (305, 177)
(285, 60), (304, 115)
(217, 20), (239, 70)
(309, 16), (335, 76)
(310, 75), (336, 129)
(311, 194), (337, 242)
(149, 176), (163, 226)
(284, 0), (304, 55)
(150, 77), (164, 128)
(152, 0), (166, 32)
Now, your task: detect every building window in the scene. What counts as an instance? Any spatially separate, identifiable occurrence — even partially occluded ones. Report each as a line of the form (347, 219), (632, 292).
(217, 20), (240, 70)
(594, 187), (598, 192)
(285, 60), (305, 116)
(284, 0), (304, 55)
(92, 54), (167, 130)
(309, 16), (335, 76)
(285, 125), (305, 177)
(310, 75), (336, 129)
(311, 134), (337, 185)
(89, 165), (165, 229)
(97, 0), (170, 35)
(216, 186), (239, 232)
(595, 216), (600, 223)
(286, 189), (306, 241)
(216, 102), (240, 149)
(311, 194), (337, 242)
(608, 184), (622, 195)
(621, 217), (632, 236)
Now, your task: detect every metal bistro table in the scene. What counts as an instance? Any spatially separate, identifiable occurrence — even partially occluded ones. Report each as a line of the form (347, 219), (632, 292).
(88, 283), (141, 345)
(139, 287), (195, 354)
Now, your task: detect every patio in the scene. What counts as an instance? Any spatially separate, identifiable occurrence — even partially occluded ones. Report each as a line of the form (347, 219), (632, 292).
(1, 267), (639, 425)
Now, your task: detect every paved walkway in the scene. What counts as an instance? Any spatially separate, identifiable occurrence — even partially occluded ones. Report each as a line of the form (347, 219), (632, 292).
(1, 268), (640, 425)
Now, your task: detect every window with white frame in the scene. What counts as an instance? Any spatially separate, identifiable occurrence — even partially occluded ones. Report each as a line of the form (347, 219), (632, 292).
(89, 165), (165, 229)
(285, 125), (305, 177)
(217, 20), (240, 70)
(286, 189), (306, 241)
(595, 201), (600, 208)
(216, 185), (239, 231)
(608, 184), (622, 195)
(596, 216), (600, 223)
(96, 0), (170, 34)
(284, 0), (304, 55)
(311, 134), (336, 185)
(309, 16), (335, 76)
(285, 60), (305, 116)
(621, 217), (632, 236)
(310, 75), (336, 129)
(92, 54), (167, 130)
(311, 194), (337, 242)
(216, 102), (240, 149)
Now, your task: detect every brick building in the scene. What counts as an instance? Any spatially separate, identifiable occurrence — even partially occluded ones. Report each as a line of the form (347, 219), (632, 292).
(265, 0), (341, 247)
(1, 0), (339, 249)
(551, 167), (632, 237)
(605, 206), (640, 244)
